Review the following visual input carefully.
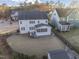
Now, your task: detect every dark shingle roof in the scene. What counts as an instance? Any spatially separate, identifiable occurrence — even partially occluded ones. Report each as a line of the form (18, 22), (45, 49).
(35, 23), (50, 28)
(18, 10), (48, 20)
(49, 50), (70, 59)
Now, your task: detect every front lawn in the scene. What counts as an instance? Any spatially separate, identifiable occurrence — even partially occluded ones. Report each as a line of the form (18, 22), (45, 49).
(60, 28), (79, 52)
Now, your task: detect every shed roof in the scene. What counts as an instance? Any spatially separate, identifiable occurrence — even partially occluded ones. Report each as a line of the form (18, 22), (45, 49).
(56, 8), (73, 17)
(18, 10), (48, 20)
(49, 50), (70, 59)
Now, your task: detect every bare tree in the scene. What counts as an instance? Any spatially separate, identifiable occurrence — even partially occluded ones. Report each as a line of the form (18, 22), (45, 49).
(55, 0), (65, 8)
(69, 0), (79, 8)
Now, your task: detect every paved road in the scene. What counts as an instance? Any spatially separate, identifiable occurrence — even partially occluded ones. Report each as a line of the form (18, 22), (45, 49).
(0, 21), (18, 35)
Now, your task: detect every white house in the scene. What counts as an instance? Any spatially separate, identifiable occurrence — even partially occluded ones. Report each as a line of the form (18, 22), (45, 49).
(48, 49), (76, 59)
(18, 10), (51, 37)
(50, 8), (73, 31)
(11, 11), (18, 21)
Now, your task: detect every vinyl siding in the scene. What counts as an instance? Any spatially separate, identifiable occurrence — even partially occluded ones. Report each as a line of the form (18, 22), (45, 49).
(35, 26), (51, 36)
(19, 19), (48, 34)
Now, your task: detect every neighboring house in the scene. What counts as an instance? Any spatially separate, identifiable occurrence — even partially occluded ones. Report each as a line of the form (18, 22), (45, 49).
(11, 11), (18, 21)
(50, 8), (73, 31)
(18, 10), (51, 37)
(48, 50), (76, 59)
(68, 9), (79, 28)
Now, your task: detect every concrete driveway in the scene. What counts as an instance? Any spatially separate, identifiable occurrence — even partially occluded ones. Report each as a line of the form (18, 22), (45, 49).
(7, 34), (65, 57)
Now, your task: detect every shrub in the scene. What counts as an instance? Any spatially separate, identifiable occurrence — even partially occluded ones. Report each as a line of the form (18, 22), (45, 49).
(12, 51), (38, 59)
(30, 55), (37, 59)
(42, 55), (48, 59)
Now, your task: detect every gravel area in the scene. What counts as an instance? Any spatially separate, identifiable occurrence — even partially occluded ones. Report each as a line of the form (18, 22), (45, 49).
(7, 34), (65, 57)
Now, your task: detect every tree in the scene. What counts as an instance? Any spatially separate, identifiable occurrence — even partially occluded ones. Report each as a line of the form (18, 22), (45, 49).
(24, 1), (27, 6)
(50, 0), (54, 4)
(55, 0), (65, 8)
(35, 0), (39, 4)
(69, 0), (79, 8)
(0, 3), (11, 19)
(46, 1), (49, 5)
(19, 3), (24, 7)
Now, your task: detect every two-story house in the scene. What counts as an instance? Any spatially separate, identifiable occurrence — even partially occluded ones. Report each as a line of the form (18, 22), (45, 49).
(50, 8), (73, 31)
(18, 10), (51, 37)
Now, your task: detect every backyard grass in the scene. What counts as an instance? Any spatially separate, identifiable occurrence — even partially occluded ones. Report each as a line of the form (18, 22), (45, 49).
(60, 28), (79, 52)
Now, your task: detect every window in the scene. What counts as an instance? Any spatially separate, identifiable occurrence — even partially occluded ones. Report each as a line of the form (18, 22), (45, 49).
(54, 13), (56, 15)
(29, 21), (35, 24)
(20, 21), (22, 24)
(46, 20), (48, 23)
(37, 28), (47, 32)
(37, 29), (40, 32)
(21, 27), (25, 30)
(38, 21), (40, 23)
(29, 27), (35, 30)
(41, 29), (47, 32)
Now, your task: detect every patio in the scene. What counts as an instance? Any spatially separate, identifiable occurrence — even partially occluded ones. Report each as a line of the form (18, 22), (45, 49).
(7, 34), (65, 57)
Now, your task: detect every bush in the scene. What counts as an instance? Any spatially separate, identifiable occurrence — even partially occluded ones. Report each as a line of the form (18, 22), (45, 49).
(12, 51), (38, 59)
(30, 55), (37, 59)
(24, 55), (29, 59)
(42, 55), (48, 59)
(0, 50), (2, 54)
(17, 30), (20, 33)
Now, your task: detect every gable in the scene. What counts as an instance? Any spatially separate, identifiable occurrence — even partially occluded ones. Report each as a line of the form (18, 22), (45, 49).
(56, 8), (73, 17)
(50, 10), (60, 22)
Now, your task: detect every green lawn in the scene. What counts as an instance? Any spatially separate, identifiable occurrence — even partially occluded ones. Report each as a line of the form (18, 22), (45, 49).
(60, 28), (79, 51)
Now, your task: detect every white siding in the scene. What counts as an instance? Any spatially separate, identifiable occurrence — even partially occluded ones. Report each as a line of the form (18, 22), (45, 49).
(57, 24), (62, 31)
(35, 26), (51, 36)
(50, 10), (60, 26)
(57, 24), (71, 31)
(19, 19), (48, 34)
(19, 20), (29, 34)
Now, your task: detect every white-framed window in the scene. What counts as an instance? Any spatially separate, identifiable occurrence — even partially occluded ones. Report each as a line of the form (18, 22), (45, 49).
(38, 21), (40, 23)
(29, 21), (35, 24)
(46, 20), (48, 23)
(37, 28), (47, 32)
(29, 27), (35, 30)
(21, 27), (25, 30)
(20, 21), (22, 24)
